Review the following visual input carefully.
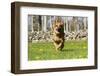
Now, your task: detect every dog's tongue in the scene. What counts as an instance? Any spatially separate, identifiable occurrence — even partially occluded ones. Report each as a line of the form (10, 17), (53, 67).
(56, 29), (58, 31)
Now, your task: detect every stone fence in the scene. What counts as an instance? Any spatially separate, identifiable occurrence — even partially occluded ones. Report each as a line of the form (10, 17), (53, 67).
(28, 30), (88, 43)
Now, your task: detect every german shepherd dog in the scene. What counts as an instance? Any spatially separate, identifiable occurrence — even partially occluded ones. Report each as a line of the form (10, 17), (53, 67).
(52, 17), (65, 51)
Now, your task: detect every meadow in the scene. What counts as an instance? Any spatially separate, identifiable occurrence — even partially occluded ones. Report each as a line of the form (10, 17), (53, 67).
(28, 40), (88, 60)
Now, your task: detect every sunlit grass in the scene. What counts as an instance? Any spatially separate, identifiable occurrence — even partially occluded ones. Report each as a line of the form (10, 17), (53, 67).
(28, 40), (88, 60)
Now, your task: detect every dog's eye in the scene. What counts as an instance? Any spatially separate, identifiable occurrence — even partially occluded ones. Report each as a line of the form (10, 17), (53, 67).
(55, 25), (58, 27)
(61, 24), (64, 27)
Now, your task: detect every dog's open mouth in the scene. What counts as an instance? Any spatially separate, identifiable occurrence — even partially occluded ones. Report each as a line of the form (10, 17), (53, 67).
(57, 28), (61, 32)
(56, 28), (63, 33)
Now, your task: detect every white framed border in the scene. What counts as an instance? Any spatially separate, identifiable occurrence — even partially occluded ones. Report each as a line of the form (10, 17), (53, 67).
(20, 6), (95, 70)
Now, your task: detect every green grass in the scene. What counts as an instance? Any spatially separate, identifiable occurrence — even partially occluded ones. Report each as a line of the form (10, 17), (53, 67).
(28, 40), (88, 61)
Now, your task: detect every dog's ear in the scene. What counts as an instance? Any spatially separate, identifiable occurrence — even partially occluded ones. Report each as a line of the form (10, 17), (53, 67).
(51, 21), (55, 32)
(60, 21), (64, 26)
(52, 20), (56, 28)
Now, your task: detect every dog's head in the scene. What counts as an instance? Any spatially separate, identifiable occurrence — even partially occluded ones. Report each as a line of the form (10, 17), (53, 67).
(53, 17), (64, 34)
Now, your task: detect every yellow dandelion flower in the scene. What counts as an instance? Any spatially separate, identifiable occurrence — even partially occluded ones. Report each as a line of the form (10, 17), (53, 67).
(35, 56), (40, 59)
(39, 49), (43, 51)
(83, 46), (86, 49)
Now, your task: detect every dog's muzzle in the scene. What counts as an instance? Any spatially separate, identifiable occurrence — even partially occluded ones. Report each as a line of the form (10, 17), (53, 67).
(57, 28), (62, 32)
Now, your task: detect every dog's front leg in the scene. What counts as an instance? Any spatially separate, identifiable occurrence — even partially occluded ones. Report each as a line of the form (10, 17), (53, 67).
(53, 42), (59, 51)
(57, 40), (64, 50)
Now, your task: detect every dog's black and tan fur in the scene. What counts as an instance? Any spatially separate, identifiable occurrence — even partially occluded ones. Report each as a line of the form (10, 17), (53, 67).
(52, 17), (65, 51)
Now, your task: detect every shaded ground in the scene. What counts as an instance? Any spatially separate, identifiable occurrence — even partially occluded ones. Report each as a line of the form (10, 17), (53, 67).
(28, 40), (88, 60)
